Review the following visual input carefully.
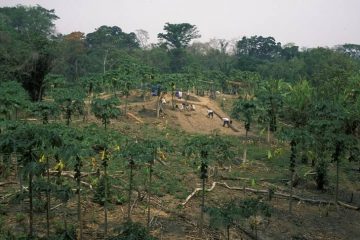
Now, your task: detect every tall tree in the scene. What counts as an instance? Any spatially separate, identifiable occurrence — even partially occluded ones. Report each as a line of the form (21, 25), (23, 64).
(158, 23), (200, 72)
(158, 23), (200, 49)
(0, 5), (59, 101)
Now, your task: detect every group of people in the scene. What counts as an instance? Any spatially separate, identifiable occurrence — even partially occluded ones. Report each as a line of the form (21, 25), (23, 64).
(176, 102), (196, 111)
(207, 109), (232, 127)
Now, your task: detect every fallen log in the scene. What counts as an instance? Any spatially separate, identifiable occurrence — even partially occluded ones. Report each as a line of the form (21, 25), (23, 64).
(181, 182), (217, 206)
(0, 181), (18, 187)
(182, 181), (360, 211)
(49, 170), (98, 178)
(127, 112), (144, 123)
(220, 175), (288, 182)
(49, 171), (93, 189)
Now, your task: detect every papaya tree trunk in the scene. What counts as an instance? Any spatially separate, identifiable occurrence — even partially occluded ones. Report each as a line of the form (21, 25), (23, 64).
(243, 130), (248, 163)
(199, 177), (205, 237)
(104, 164), (108, 237)
(289, 140), (296, 213)
(289, 171), (294, 213)
(63, 202), (68, 232)
(77, 174), (83, 239)
(103, 50), (108, 75)
(127, 161), (134, 221)
(227, 224), (230, 240)
(46, 157), (50, 239)
(335, 149), (340, 209)
(28, 172), (34, 238)
(147, 163), (152, 228)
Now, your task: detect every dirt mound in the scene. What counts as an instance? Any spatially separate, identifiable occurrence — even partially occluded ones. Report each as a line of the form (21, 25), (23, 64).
(162, 94), (246, 136)
(118, 93), (245, 136)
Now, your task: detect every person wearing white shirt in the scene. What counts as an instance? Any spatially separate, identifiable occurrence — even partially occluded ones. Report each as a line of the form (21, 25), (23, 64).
(222, 117), (232, 127)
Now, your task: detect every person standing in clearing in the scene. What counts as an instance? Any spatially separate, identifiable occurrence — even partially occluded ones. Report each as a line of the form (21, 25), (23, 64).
(207, 109), (214, 118)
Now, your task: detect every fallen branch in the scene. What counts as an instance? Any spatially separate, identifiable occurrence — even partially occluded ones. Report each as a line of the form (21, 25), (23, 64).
(156, 158), (168, 166)
(49, 170), (98, 178)
(182, 181), (360, 211)
(50, 203), (63, 211)
(181, 182), (217, 206)
(49, 171), (93, 189)
(220, 175), (288, 182)
(338, 201), (360, 210)
(127, 112), (144, 123)
(0, 181), (18, 187)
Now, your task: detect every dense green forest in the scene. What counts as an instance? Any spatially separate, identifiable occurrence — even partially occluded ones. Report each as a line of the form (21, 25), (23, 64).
(1, 5), (360, 240)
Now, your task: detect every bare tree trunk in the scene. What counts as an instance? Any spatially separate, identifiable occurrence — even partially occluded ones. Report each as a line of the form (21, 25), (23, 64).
(75, 59), (79, 81)
(267, 124), (270, 143)
(103, 50), (108, 75)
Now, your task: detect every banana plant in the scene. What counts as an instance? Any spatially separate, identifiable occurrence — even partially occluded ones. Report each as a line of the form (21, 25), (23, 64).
(231, 97), (256, 163)
(281, 80), (313, 212)
(256, 78), (287, 143)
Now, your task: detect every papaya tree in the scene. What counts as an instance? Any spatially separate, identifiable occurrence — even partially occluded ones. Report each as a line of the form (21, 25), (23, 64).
(53, 154), (74, 236)
(121, 139), (144, 221)
(184, 135), (234, 236)
(0, 124), (62, 238)
(74, 155), (83, 239)
(208, 199), (242, 240)
(0, 81), (30, 120)
(53, 87), (85, 126)
(237, 198), (272, 239)
(32, 101), (60, 124)
(91, 97), (121, 129)
(142, 138), (170, 227)
(94, 144), (119, 237)
(58, 127), (92, 240)
(108, 221), (158, 240)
